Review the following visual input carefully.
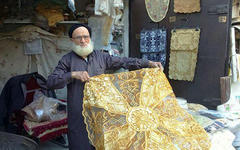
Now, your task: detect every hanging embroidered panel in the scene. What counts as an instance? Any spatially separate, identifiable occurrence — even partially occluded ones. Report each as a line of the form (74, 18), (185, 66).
(169, 29), (200, 81)
(145, 0), (170, 22)
(140, 29), (167, 66)
(174, 0), (201, 13)
(83, 68), (210, 150)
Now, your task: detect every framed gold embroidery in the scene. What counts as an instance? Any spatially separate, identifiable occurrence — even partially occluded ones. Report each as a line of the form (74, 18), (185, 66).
(169, 29), (200, 81)
(174, 0), (201, 13)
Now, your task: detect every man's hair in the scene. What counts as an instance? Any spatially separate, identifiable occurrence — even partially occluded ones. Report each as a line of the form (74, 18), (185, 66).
(68, 24), (92, 38)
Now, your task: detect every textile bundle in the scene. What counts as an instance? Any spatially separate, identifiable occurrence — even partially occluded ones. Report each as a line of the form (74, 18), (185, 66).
(169, 29), (200, 81)
(83, 68), (210, 150)
(23, 114), (67, 142)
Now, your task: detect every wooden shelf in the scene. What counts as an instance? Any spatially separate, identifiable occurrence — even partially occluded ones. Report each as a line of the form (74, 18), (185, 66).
(3, 19), (85, 24)
(3, 19), (32, 24)
(58, 21), (82, 24)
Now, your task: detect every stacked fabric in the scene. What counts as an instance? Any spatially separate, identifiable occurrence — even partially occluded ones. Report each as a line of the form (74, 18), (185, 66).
(23, 114), (67, 142)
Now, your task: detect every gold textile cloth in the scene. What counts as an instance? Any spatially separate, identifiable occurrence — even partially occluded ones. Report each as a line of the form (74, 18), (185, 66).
(83, 68), (210, 150)
(36, 5), (64, 27)
(169, 29), (200, 81)
(145, 0), (170, 22)
(174, 0), (200, 13)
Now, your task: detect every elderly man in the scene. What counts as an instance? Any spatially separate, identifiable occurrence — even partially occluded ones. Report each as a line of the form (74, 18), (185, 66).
(47, 24), (163, 150)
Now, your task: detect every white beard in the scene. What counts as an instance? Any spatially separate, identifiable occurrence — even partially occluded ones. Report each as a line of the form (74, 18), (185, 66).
(72, 41), (94, 57)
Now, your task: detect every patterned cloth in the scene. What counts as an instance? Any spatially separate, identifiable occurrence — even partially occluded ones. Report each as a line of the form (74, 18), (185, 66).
(169, 29), (200, 81)
(140, 29), (167, 66)
(145, 0), (170, 22)
(83, 68), (210, 150)
(174, 0), (201, 13)
(23, 113), (67, 142)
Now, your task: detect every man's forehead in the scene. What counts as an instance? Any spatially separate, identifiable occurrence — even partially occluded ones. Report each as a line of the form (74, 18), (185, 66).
(72, 27), (90, 35)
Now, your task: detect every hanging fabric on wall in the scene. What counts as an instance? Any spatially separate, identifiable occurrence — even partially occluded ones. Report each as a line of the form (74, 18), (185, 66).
(174, 0), (201, 13)
(0, 25), (55, 42)
(236, 54), (240, 81)
(0, 25), (56, 92)
(94, 0), (124, 45)
(83, 68), (211, 150)
(169, 28), (200, 81)
(88, 16), (112, 50)
(145, 0), (170, 22)
(0, 39), (32, 92)
(140, 29), (167, 66)
(102, 16), (113, 46)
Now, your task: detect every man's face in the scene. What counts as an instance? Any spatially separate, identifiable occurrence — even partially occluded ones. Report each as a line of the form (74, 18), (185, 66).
(71, 27), (90, 47)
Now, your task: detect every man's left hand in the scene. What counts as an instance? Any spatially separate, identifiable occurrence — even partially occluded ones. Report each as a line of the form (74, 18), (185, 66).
(149, 61), (164, 71)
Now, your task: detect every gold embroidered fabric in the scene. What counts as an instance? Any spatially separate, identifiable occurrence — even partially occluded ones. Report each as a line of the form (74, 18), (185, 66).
(174, 0), (200, 13)
(169, 29), (200, 81)
(145, 0), (170, 22)
(83, 68), (210, 150)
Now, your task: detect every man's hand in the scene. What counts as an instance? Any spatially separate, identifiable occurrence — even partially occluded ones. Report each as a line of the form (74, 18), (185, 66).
(149, 61), (164, 71)
(71, 71), (90, 82)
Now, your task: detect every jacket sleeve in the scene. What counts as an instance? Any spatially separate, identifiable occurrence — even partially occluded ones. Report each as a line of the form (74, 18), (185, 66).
(102, 52), (150, 70)
(47, 55), (72, 89)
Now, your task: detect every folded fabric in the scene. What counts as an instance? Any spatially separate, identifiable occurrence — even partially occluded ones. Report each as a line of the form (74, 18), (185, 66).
(83, 68), (210, 150)
(23, 113), (67, 142)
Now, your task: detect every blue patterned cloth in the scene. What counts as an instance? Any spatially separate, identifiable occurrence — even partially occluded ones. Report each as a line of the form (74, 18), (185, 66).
(140, 29), (167, 66)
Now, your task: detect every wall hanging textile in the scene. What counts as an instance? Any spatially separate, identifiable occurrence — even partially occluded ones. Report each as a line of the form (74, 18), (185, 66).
(140, 29), (167, 66)
(83, 68), (210, 150)
(169, 29), (200, 81)
(145, 0), (170, 22)
(174, 0), (201, 13)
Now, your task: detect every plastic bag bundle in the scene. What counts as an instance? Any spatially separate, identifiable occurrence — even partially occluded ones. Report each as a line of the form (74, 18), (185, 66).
(22, 91), (66, 122)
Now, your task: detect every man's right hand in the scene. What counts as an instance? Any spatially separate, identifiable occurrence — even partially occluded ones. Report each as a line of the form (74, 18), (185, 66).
(71, 71), (90, 82)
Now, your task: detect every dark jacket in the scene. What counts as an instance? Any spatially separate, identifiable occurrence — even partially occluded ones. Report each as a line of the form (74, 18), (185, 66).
(0, 72), (55, 133)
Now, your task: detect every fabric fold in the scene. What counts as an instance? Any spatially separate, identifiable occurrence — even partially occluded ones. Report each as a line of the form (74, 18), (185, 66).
(83, 68), (210, 149)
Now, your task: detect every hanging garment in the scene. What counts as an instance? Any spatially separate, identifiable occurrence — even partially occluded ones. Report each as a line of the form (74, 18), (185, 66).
(83, 68), (210, 150)
(140, 29), (167, 66)
(145, 0), (170, 22)
(94, 0), (124, 45)
(236, 54), (240, 81)
(174, 0), (201, 13)
(102, 16), (113, 46)
(169, 29), (200, 81)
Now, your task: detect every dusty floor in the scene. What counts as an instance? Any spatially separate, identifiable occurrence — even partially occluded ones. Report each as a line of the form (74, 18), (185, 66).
(39, 141), (68, 150)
